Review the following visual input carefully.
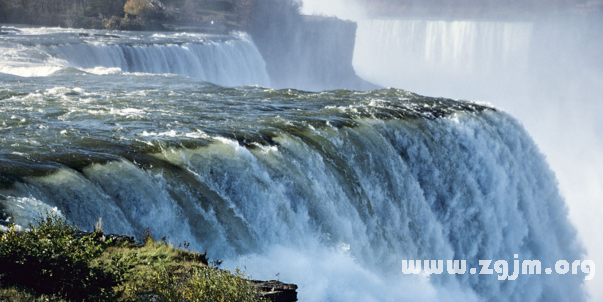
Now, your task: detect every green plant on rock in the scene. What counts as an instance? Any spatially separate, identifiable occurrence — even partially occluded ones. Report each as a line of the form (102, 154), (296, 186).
(0, 214), (270, 302)
(0, 213), (123, 301)
(142, 264), (268, 302)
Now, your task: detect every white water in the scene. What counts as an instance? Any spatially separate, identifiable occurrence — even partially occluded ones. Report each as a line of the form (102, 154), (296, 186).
(0, 26), (270, 87)
(50, 39), (270, 87)
(354, 20), (533, 99)
(2, 107), (585, 301)
(0, 20), (594, 301)
(353, 18), (603, 301)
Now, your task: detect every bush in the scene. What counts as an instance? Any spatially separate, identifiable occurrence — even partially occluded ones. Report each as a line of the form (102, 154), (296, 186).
(0, 214), (267, 302)
(0, 286), (67, 302)
(0, 214), (123, 301)
(124, 0), (155, 18)
(103, 15), (124, 29)
(119, 15), (146, 30)
(142, 265), (267, 302)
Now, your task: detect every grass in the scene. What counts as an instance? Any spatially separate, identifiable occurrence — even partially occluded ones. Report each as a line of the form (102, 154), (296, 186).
(0, 286), (67, 302)
(0, 213), (267, 302)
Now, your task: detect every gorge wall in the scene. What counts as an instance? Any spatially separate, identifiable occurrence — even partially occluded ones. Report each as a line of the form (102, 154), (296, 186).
(249, 1), (376, 91)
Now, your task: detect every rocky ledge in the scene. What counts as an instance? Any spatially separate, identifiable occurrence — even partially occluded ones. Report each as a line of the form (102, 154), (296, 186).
(251, 280), (298, 302)
(0, 221), (299, 301)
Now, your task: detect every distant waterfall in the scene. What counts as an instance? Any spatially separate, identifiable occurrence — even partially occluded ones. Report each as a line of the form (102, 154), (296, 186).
(353, 20), (533, 98)
(50, 37), (271, 87)
(0, 28), (270, 87)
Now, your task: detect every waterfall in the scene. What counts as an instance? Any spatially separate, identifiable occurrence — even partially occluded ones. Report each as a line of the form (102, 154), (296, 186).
(0, 22), (591, 301)
(350, 17), (603, 301)
(0, 28), (270, 87)
(0, 93), (585, 301)
(50, 37), (271, 87)
(353, 20), (533, 98)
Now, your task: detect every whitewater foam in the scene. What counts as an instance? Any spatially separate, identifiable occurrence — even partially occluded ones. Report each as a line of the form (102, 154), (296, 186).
(0, 27), (270, 86)
(1, 106), (584, 301)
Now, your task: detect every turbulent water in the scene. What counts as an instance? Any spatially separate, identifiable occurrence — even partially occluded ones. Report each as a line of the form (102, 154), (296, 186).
(0, 24), (587, 301)
(0, 26), (270, 86)
(353, 17), (603, 301)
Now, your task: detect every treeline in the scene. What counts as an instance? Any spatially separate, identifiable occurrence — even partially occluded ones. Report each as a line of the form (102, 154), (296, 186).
(0, 0), (256, 31)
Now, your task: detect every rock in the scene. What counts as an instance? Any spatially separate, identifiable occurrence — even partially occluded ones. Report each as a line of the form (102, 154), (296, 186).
(250, 10), (378, 92)
(73, 230), (138, 245)
(251, 280), (298, 302)
(93, 34), (120, 39)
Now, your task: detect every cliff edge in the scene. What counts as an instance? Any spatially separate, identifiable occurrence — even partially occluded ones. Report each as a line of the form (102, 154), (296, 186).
(250, 10), (378, 91)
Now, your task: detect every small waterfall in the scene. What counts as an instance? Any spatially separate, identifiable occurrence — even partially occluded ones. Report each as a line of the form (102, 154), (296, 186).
(49, 35), (270, 87)
(0, 29), (270, 87)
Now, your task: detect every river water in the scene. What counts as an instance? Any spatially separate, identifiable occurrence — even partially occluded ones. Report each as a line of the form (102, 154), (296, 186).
(0, 24), (588, 301)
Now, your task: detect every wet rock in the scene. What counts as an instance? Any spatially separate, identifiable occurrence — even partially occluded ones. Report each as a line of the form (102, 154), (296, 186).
(251, 280), (297, 302)
(73, 230), (138, 245)
(93, 34), (120, 39)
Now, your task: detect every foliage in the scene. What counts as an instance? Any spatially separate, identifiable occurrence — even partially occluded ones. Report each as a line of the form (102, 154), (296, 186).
(91, 237), (208, 300)
(85, 0), (128, 18)
(119, 15), (146, 30)
(0, 286), (67, 302)
(0, 0), (251, 31)
(0, 213), (264, 302)
(134, 265), (267, 302)
(0, 214), (123, 301)
(124, 0), (156, 18)
(103, 15), (123, 29)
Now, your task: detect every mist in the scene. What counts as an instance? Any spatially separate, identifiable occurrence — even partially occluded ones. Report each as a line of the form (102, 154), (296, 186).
(302, 1), (603, 301)
(301, 0), (366, 21)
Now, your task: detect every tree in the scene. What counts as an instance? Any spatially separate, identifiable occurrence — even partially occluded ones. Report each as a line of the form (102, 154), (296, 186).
(124, 0), (155, 17)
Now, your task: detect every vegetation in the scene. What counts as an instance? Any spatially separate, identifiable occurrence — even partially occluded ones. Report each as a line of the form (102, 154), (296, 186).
(0, 0), (257, 32)
(124, 0), (156, 18)
(0, 215), (120, 301)
(0, 213), (267, 302)
(0, 0), (597, 31)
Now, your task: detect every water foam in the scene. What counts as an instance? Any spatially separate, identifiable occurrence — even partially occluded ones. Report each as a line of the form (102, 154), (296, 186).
(1, 108), (585, 301)
(0, 29), (270, 87)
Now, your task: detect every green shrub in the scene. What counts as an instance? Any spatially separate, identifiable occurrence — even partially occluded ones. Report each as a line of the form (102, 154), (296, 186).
(119, 15), (146, 30)
(0, 214), (268, 302)
(103, 15), (124, 29)
(141, 265), (267, 302)
(0, 286), (67, 302)
(0, 214), (123, 301)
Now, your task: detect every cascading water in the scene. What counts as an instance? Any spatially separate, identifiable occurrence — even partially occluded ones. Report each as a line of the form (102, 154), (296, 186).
(0, 26), (270, 87)
(0, 67), (587, 300)
(353, 19), (534, 99)
(350, 16), (603, 301)
(0, 22), (592, 301)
